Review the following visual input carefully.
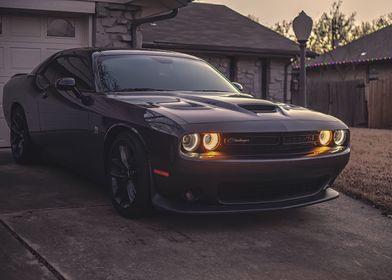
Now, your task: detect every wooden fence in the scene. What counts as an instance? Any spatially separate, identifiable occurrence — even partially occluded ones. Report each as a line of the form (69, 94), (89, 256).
(299, 80), (368, 127)
(368, 79), (392, 129)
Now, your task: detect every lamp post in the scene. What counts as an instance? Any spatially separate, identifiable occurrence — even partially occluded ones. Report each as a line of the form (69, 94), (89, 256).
(293, 11), (313, 107)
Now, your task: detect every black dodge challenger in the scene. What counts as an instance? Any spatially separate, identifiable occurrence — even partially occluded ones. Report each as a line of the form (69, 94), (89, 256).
(3, 48), (350, 218)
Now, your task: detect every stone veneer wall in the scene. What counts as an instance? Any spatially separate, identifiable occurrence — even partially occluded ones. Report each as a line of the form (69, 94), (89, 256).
(268, 58), (292, 102)
(194, 55), (263, 98)
(193, 55), (290, 101)
(196, 55), (231, 78)
(235, 57), (262, 98)
(94, 2), (139, 48)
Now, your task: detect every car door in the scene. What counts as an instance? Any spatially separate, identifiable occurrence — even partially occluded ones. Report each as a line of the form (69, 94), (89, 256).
(36, 54), (94, 167)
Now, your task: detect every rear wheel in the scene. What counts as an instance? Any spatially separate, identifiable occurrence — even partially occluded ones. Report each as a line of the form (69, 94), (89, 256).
(10, 106), (36, 164)
(106, 131), (151, 218)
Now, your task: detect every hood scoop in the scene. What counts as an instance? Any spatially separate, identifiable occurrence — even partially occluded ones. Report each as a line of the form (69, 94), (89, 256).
(239, 104), (277, 114)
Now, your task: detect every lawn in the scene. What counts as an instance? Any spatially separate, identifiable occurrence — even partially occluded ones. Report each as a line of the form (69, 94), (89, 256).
(334, 128), (392, 214)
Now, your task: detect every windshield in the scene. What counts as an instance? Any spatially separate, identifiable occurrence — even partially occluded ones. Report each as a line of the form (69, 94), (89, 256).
(97, 54), (239, 93)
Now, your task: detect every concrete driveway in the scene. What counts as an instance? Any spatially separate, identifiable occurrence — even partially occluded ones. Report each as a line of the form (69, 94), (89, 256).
(0, 149), (391, 280)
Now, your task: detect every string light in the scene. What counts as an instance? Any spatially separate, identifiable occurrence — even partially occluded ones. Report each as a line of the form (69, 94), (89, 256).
(302, 56), (392, 68)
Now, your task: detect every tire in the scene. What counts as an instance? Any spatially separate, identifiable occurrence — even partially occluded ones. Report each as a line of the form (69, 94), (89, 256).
(106, 131), (151, 218)
(10, 106), (36, 164)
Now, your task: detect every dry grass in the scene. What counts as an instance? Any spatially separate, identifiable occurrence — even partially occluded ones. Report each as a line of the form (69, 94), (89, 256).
(334, 128), (392, 214)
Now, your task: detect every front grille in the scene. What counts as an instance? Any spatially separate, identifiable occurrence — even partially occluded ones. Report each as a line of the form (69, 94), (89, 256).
(218, 177), (328, 204)
(222, 131), (318, 157)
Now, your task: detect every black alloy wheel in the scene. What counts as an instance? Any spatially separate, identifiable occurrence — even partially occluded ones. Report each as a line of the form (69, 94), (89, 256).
(107, 131), (151, 218)
(10, 106), (35, 164)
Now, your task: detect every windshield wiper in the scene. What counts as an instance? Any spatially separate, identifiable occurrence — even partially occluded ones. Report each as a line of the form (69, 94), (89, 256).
(189, 89), (228, 92)
(114, 88), (173, 92)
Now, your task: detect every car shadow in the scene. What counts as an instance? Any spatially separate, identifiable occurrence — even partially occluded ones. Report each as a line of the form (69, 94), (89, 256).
(0, 148), (321, 230)
(0, 149), (109, 214)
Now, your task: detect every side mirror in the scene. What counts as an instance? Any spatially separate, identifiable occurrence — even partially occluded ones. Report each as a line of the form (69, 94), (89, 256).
(56, 77), (76, 91)
(232, 82), (244, 92)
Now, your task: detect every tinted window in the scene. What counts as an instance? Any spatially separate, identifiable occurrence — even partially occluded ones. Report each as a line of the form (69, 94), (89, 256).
(40, 55), (94, 91)
(97, 55), (238, 93)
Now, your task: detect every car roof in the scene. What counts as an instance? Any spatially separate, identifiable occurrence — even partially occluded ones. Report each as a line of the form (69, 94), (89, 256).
(57, 47), (201, 60)
(31, 48), (202, 74)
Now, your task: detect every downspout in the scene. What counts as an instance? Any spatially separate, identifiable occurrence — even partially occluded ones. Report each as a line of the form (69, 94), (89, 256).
(261, 58), (269, 99)
(130, 9), (179, 48)
(283, 61), (291, 103)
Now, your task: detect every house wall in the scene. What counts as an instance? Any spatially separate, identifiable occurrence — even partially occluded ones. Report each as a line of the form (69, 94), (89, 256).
(269, 58), (292, 102)
(94, 2), (138, 48)
(192, 54), (291, 101)
(197, 55), (231, 78)
(235, 57), (262, 98)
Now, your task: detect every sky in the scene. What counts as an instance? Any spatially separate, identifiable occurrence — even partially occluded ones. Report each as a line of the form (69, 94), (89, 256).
(198, 0), (392, 27)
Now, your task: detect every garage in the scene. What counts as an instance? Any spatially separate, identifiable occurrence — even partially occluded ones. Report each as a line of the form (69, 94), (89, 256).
(0, 13), (91, 147)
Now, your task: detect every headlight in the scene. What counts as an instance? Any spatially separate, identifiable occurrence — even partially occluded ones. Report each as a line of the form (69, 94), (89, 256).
(319, 130), (332, 146)
(182, 133), (200, 152)
(333, 130), (347, 146)
(202, 133), (220, 151)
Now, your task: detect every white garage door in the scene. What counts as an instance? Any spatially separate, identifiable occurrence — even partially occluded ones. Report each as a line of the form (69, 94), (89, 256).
(0, 14), (90, 147)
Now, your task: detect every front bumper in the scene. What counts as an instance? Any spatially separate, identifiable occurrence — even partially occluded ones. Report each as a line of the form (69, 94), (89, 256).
(152, 188), (339, 214)
(151, 148), (350, 213)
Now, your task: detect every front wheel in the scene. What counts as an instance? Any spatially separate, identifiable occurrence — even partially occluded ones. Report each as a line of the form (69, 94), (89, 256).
(106, 131), (151, 218)
(10, 106), (36, 164)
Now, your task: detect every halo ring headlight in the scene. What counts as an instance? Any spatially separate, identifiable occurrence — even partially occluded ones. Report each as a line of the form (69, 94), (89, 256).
(333, 130), (347, 146)
(182, 133), (200, 152)
(319, 130), (332, 146)
(202, 133), (220, 151)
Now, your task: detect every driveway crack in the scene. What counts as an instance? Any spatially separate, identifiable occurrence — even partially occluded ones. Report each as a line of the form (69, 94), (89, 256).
(0, 219), (67, 280)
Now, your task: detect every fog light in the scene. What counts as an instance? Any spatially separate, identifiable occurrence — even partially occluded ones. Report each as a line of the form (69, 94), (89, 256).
(184, 189), (200, 202)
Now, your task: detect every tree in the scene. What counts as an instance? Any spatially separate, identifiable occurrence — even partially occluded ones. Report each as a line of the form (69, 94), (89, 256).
(247, 14), (260, 23)
(352, 13), (392, 38)
(273, 1), (392, 54)
(273, 20), (295, 40)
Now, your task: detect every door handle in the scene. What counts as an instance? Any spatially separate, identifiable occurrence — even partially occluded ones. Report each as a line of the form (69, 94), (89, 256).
(42, 92), (48, 99)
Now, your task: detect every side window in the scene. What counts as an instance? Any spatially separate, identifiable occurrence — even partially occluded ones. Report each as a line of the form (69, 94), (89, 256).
(37, 60), (61, 90)
(39, 55), (94, 92)
(56, 56), (94, 91)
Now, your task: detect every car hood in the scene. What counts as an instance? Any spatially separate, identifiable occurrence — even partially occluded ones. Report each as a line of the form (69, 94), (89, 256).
(108, 92), (347, 132)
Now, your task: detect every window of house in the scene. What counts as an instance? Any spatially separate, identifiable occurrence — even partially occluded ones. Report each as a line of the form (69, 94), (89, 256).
(47, 18), (75, 37)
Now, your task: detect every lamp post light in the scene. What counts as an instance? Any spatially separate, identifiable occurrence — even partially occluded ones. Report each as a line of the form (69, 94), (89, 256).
(293, 11), (313, 107)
